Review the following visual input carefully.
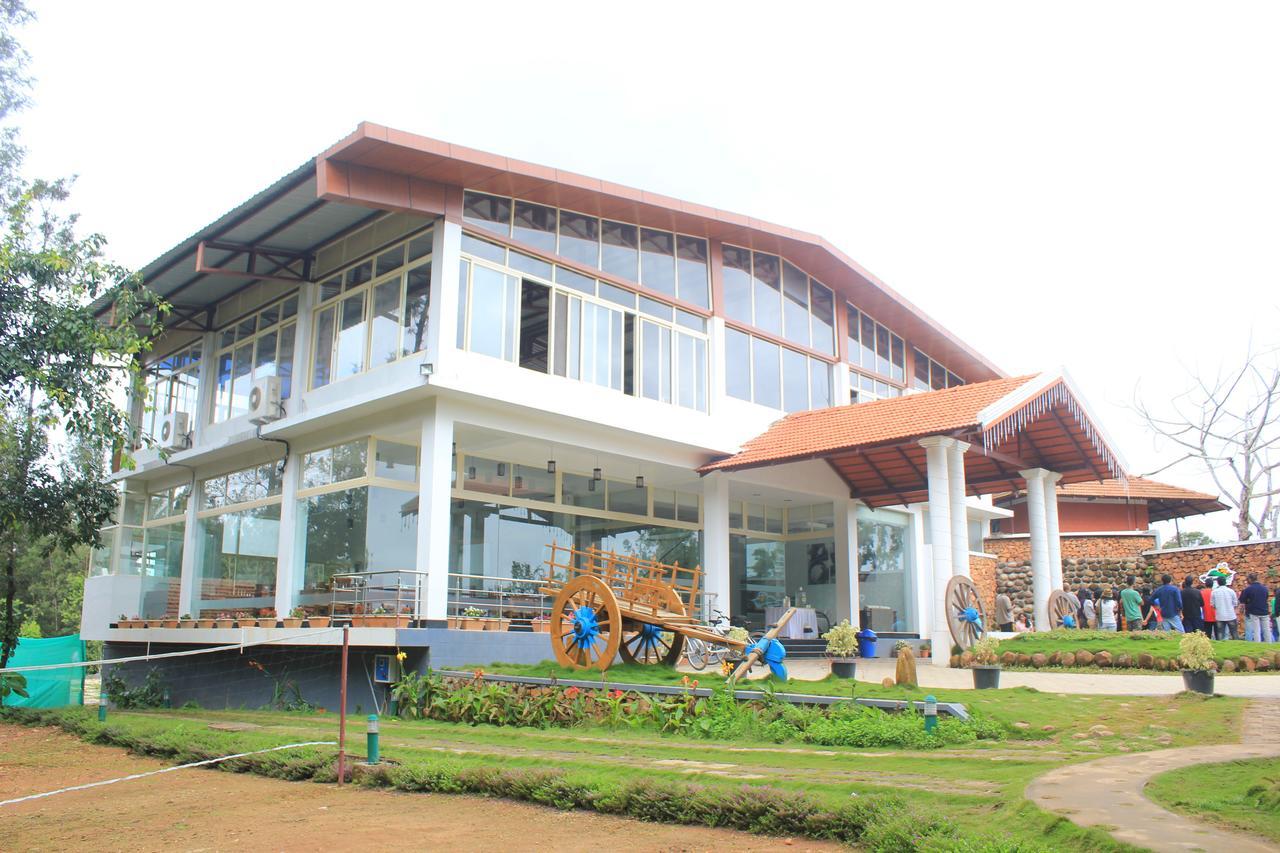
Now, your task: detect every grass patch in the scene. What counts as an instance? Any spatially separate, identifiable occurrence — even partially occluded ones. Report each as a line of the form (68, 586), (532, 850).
(996, 630), (1280, 671)
(1146, 756), (1280, 840)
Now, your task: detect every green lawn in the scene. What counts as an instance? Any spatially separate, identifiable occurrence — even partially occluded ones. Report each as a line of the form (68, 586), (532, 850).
(994, 630), (1280, 669)
(2, 675), (1248, 851)
(1146, 756), (1280, 841)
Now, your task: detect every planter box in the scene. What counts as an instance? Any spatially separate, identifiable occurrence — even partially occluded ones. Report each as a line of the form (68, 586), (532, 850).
(447, 616), (462, 629)
(531, 621), (551, 633)
(483, 618), (512, 632)
(282, 618), (303, 629)
(971, 665), (1002, 690)
(305, 617), (331, 628)
(461, 617), (486, 630)
(361, 615), (410, 628)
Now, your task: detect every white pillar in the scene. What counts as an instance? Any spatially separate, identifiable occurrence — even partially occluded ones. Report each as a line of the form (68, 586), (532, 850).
(272, 449), (303, 618)
(832, 497), (860, 627)
(424, 217), (461, 371)
(947, 440), (971, 579)
(1042, 471), (1064, 592)
(1021, 469), (1052, 631)
(701, 471), (730, 621)
(417, 399), (456, 622)
(920, 437), (954, 666)
(177, 476), (200, 618)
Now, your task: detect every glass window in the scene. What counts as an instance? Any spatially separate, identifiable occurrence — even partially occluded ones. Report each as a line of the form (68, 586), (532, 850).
(675, 236), (709, 308)
(725, 327), (752, 401)
(303, 440), (368, 489)
(676, 492), (699, 524)
(597, 281), (636, 309)
(561, 472), (605, 511)
(345, 261), (373, 289)
(335, 292), (367, 379)
(675, 308), (706, 333)
(374, 440), (418, 483)
(320, 275), (341, 302)
(463, 191), (511, 236)
(195, 504), (280, 613)
(810, 358), (832, 409)
(890, 335), (905, 383)
(752, 336), (781, 409)
(462, 456), (509, 496)
(751, 252), (782, 336)
(510, 464), (555, 503)
(509, 250), (553, 280)
(401, 263), (430, 357)
(782, 261), (809, 347)
(640, 320), (671, 403)
(311, 306), (335, 390)
(376, 246), (404, 277)
(859, 312), (876, 370)
(875, 323), (891, 377)
(554, 265), (596, 295)
(676, 332), (706, 412)
(231, 343), (252, 416)
(782, 347), (809, 413)
(639, 228), (675, 296)
(601, 220), (639, 282)
(558, 211), (599, 267)
(947, 372), (963, 389)
(722, 245), (753, 324)
(518, 280), (551, 373)
(653, 489), (676, 520)
(461, 233), (506, 265)
(468, 265), (518, 361)
(552, 292), (580, 380)
(931, 361), (947, 390)
(456, 259), (470, 349)
(810, 282), (834, 356)
(913, 348), (930, 391)
(513, 200), (557, 252)
(370, 279), (401, 368)
(298, 486), (418, 591)
(607, 480), (648, 516)
(639, 295), (673, 321)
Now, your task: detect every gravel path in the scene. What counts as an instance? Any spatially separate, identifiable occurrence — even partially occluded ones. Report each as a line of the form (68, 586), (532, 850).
(1025, 699), (1280, 852)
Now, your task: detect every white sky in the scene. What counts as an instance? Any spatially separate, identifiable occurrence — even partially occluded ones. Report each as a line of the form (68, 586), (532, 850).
(18, 1), (1280, 541)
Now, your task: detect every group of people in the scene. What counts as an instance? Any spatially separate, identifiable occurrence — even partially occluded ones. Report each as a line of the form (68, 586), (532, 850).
(1066, 567), (1279, 642)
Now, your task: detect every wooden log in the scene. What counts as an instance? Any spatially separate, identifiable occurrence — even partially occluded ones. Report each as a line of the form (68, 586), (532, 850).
(728, 607), (796, 682)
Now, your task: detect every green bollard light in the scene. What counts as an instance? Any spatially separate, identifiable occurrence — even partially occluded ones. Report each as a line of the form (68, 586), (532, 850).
(923, 694), (937, 734)
(366, 714), (380, 765)
(98, 697), (107, 722)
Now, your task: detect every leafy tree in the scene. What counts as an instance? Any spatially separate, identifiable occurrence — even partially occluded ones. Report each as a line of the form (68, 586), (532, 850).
(0, 3), (164, 673)
(1161, 531), (1215, 549)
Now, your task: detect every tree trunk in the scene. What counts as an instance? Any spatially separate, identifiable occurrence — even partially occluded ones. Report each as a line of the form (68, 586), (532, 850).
(1, 536), (16, 670)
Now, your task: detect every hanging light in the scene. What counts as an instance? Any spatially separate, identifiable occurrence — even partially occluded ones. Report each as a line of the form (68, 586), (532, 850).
(635, 475), (645, 489)
(588, 479), (596, 492)
(513, 466), (523, 490)
(467, 466), (477, 480)
(546, 459), (556, 474)
(593, 467), (602, 481)
(496, 462), (506, 477)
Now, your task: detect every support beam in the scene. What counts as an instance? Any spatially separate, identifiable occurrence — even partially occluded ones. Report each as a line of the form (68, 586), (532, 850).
(920, 437), (954, 666)
(947, 440), (971, 579)
(832, 497), (860, 627)
(1042, 471), (1064, 592)
(417, 399), (455, 622)
(701, 472), (731, 621)
(1020, 468), (1052, 631)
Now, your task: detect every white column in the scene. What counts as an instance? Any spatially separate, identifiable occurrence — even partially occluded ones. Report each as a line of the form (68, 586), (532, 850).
(424, 217), (461, 372)
(707, 317), (729, 418)
(272, 450), (303, 618)
(919, 437), (954, 666)
(417, 398), (456, 622)
(701, 471), (730, 621)
(1020, 469), (1052, 631)
(947, 440), (970, 579)
(832, 497), (860, 627)
(177, 476), (200, 618)
(1042, 471), (1064, 592)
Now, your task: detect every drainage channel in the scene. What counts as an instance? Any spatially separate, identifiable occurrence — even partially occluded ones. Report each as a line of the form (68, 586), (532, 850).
(432, 670), (969, 720)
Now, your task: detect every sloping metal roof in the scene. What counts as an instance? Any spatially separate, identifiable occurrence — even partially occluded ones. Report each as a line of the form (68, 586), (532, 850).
(93, 158), (378, 327)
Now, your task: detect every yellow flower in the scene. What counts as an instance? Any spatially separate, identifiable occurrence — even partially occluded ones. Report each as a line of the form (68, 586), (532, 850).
(395, 651), (407, 662)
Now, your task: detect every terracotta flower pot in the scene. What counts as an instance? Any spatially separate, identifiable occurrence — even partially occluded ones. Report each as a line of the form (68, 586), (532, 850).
(257, 619), (278, 628)
(162, 619), (179, 629)
(462, 617), (485, 630)
(145, 620), (164, 628)
(282, 618), (303, 629)
(531, 621), (550, 633)
(485, 618), (511, 632)
(306, 617), (331, 628)
(215, 619), (236, 629)
(179, 620), (196, 629)
(197, 619), (216, 629)
(447, 616), (462, 629)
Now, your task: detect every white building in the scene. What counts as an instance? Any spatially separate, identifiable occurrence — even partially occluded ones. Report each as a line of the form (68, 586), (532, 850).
(83, 123), (1125, 677)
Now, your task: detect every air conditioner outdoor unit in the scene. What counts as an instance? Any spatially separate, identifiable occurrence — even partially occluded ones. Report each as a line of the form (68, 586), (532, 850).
(159, 411), (190, 452)
(247, 376), (283, 425)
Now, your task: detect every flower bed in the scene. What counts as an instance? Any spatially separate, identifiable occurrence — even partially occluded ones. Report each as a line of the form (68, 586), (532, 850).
(971, 629), (1280, 673)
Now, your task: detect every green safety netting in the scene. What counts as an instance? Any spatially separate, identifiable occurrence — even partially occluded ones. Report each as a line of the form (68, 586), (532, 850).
(5, 634), (85, 708)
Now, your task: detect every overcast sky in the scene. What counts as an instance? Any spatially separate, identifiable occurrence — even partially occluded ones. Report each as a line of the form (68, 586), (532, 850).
(19, 1), (1280, 541)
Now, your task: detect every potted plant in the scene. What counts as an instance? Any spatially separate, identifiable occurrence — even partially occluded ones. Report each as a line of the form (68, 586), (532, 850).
(530, 613), (551, 633)
(162, 614), (180, 629)
(461, 606), (487, 630)
(485, 611), (511, 632)
(306, 610), (332, 628)
(918, 640), (931, 659)
(179, 613), (195, 628)
(283, 607), (305, 629)
(116, 613), (131, 628)
(968, 636), (1002, 689)
(215, 612), (236, 629)
(256, 608), (277, 628)
(196, 613), (217, 629)
(1179, 631), (1216, 695)
(822, 619), (859, 678)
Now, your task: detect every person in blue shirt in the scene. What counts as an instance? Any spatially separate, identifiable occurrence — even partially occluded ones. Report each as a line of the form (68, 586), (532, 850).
(1240, 573), (1273, 643)
(1152, 575), (1185, 632)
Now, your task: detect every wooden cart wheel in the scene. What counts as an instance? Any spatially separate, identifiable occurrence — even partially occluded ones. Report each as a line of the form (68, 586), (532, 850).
(618, 587), (685, 666)
(1047, 589), (1077, 629)
(945, 575), (988, 649)
(549, 575), (622, 670)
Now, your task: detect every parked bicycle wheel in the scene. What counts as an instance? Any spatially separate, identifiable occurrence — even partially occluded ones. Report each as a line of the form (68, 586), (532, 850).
(685, 636), (708, 670)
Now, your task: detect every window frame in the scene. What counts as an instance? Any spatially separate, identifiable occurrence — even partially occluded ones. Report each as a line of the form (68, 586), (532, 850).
(211, 292), (299, 423)
(722, 243), (836, 354)
(724, 327), (833, 413)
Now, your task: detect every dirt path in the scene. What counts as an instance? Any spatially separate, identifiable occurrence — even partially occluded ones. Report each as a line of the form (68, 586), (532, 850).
(1025, 700), (1280, 852)
(0, 724), (839, 852)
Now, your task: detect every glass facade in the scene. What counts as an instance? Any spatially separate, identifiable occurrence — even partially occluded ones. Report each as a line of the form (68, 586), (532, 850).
(463, 190), (710, 309)
(725, 327), (832, 412)
(213, 294), (298, 422)
(722, 245), (835, 355)
(857, 508), (916, 633)
(458, 236), (710, 411)
(912, 347), (963, 392)
(141, 342), (201, 443)
(312, 230), (433, 389)
(194, 462), (283, 615)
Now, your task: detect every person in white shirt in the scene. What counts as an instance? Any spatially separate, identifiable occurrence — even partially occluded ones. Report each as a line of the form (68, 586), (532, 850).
(1082, 593), (1097, 629)
(1099, 590), (1118, 631)
(1210, 576), (1239, 640)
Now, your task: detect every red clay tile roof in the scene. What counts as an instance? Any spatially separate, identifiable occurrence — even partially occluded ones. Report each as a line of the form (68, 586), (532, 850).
(700, 374), (1038, 473)
(1056, 476), (1218, 503)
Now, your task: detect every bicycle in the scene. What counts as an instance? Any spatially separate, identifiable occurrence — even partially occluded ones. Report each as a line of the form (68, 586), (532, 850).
(685, 610), (750, 671)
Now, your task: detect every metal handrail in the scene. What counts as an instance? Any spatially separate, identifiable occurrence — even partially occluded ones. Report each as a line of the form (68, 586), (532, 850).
(445, 571), (718, 623)
(327, 569), (428, 622)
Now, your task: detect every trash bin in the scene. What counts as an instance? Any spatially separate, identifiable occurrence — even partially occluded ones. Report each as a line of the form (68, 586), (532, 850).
(856, 628), (877, 658)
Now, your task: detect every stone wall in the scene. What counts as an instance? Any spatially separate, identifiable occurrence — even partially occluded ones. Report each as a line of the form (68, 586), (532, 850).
(969, 553), (997, 617)
(986, 534), (1159, 623)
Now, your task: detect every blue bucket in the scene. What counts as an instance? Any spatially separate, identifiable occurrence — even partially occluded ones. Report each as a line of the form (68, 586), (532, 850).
(856, 628), (878, 658)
